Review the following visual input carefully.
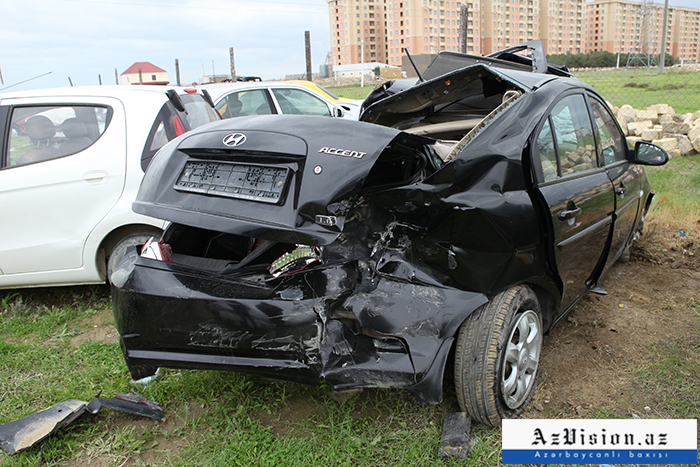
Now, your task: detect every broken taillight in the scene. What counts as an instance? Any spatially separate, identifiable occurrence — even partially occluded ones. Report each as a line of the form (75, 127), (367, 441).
(140, 238), (173, 262)
(172, 114), (186, 136)
(268, 245), (320, 278)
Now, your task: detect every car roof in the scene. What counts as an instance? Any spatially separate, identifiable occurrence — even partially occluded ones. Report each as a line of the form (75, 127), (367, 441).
(0, 85), (202, 100)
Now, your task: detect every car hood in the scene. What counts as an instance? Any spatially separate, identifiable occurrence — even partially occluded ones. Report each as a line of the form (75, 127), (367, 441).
(133, 115), (421, 245)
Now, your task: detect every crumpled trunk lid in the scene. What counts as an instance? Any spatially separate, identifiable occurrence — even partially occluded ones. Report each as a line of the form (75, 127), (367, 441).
(133, 115), (404, 245)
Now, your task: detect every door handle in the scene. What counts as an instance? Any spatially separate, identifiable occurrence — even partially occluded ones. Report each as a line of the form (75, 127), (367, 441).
(558, 206), (581, 220)
(615, 185), (626, 196)
(83, 170), (109, 185)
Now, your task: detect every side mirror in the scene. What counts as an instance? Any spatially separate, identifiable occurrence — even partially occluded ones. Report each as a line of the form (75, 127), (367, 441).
(333, 106), (345, 118)
(633, 141), (669, 166)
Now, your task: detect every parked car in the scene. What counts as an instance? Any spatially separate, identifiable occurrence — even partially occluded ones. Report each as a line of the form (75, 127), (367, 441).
(111, 41), (668, 426)
(205, 80), (361, 120)
(0, 85), (220, 289)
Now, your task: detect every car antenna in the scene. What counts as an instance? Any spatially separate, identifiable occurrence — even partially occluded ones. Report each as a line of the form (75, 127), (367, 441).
(0, 71), (52, 92)
(402, 48), (425, 83)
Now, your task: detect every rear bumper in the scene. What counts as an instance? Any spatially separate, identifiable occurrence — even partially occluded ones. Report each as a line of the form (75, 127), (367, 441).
(111, 247), (487, 403)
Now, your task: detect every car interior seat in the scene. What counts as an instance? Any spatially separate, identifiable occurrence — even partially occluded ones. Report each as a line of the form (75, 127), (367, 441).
(227, 97), (246, 117)
(59, 118), (94, 155)
(17, 116), (60, 166)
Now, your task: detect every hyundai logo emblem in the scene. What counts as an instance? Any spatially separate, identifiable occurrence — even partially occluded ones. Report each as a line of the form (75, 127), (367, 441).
(223, 133), (247, 147)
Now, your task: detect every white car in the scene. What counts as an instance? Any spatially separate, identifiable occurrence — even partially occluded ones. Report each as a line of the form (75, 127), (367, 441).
(0, 85), (220, 288)
(204, 81), (361, 120)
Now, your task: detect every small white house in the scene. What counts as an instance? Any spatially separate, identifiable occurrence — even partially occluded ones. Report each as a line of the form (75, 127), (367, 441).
(121, 62), (169, 85)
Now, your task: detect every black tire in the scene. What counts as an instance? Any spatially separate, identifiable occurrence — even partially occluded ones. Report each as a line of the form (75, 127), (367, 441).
(107, 230), (161, 283)
(127, 364), (159, 381)
(454, 285), (542, 427)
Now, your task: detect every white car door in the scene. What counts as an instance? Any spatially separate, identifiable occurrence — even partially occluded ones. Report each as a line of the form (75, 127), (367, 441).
(0, 97), (126, 275)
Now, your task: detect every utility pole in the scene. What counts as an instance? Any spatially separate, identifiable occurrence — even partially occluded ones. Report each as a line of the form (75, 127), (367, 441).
(0, 64), (4, 85)
(138, 67), (143, 84)
(115, 68), (119, 84)
(305, 31), (312, 81)
(627, 0), (658, 68)
(659, 0), (669, 73)
(458, 5), (468, 53)
(361, 39), (364, 88)
(229, 47), (236, 81)
(175, 59), (181, 86)
(98, 74), (102, 85)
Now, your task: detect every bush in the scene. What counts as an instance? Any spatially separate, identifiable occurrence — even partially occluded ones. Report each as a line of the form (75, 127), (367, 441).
(548, 51), (675, 69)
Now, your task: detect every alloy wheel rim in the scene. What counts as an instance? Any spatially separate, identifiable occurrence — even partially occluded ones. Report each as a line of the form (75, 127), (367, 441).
(500, 309), (542, 409)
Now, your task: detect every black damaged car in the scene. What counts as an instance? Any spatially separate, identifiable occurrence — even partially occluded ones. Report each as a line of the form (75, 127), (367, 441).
(111, 41), (668, 426)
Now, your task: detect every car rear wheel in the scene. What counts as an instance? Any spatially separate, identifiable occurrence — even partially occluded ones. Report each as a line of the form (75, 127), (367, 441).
(107, 230), (161, 283)
(454, 285), (542, 426)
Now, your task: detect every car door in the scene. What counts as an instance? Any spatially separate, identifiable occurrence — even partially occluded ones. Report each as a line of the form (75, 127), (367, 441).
(588, 96), (645, 270)
(534, 93), (616, 311)
(270, 88), (333, 116)
(0, 97), (126, 275)
(215, 89), (276, 118)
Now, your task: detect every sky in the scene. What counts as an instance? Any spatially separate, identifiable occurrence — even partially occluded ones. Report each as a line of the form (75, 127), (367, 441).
(1, 0), (698, 92)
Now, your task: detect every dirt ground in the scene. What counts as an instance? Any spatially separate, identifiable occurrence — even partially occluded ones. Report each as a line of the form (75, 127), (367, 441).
(53, 223), (699, 466)
(524, 221), (700, 420)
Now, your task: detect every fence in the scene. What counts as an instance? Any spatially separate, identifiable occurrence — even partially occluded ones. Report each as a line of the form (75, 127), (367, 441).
(319, 64), (700, 114)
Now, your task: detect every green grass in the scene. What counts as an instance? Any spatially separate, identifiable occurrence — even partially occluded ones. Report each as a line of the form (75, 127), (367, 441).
(574, 68), (700, 114)
(325, 68), (700, 114)
(645, 155), (700, 231)
(325, 84), (375, 101)
(1, 156), (700, 465)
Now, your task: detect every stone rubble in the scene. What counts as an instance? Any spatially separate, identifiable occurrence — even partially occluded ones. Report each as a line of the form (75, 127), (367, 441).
(610, 103), (700, 157)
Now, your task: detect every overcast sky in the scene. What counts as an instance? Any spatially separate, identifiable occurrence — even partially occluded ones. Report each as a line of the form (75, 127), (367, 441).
(1, 0), (698, 92)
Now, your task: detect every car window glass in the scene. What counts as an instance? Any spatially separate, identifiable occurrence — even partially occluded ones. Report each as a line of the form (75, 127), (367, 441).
(550, 94), (596, 176)
(271, 88), (332, 117)
(6, 105), (111, 167)
(537, 118), (558, 181)
(589, 98), (626, 166)
(180, 94), (220, 128)
(149, 121), (168, 152)
(217, 90), (274, 118)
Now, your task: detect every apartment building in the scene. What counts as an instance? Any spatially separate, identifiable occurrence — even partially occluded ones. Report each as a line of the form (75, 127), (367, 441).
(384, 1), (481, 65)
(327, 0), (481, 67)
(327, 0), (386, 66)
(671, 7), (700, 63)
(539, 0), (584, 55)
(327, 0), (700, 66)
(482, 0), (541, 54)
(585, 0), (700, 63)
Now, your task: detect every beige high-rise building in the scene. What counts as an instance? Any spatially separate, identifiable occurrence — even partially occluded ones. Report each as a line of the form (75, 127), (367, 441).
(539, 0), (584, 55)
(584, 0), (665, 54)
(482, 0), (541, 54)
(670, 7), (700, 63)
(584, 0), (700, 64)
(327, 0), (482, 66)
(327, 0), (387, 66)
(328, 0), (700, 66)
(385, 1), (481, 65)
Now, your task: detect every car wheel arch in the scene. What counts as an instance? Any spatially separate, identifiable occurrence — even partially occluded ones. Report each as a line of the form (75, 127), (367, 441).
(97, 224), (163, 282)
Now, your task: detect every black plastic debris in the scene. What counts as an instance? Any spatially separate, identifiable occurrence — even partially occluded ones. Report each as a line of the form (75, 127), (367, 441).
(86, 392), (164, 420)
(0, 392), (163, 454)
(438, 412), (471, 458)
